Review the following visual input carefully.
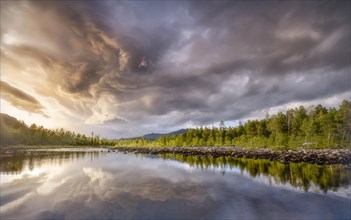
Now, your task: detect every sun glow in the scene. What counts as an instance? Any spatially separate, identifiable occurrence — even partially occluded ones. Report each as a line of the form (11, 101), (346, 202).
(0, 99), (49, 126)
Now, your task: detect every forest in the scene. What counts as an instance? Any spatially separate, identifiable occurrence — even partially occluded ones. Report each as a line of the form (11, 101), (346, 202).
(114, 100), (351, 149)
(0, 114), (114, 146)
(1, 100), (350, 149)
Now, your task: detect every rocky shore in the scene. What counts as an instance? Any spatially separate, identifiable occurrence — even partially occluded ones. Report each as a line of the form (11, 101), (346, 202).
(113, 146), (351, 164)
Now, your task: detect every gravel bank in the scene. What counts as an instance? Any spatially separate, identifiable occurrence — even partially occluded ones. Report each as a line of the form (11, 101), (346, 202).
(113, 146), (351, 164)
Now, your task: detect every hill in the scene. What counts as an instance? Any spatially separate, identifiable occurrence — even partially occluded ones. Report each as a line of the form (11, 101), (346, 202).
(142, 129), (189, 140)
(0, 113), (113, 146)
(0, 113), (21, 128)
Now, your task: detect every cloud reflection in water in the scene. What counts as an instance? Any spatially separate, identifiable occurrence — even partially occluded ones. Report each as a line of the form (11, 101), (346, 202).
(0, 150), (350, 219)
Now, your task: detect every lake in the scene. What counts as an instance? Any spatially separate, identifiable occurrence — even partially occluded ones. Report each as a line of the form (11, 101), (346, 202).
(1, 149), (350, 219)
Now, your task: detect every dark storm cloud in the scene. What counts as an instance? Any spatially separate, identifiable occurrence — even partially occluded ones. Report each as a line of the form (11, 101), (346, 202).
(186, 1), (350, 75)
(141, 1), (350, 124)
(0, 81), (47, 117)
(1, 1), (349, 137)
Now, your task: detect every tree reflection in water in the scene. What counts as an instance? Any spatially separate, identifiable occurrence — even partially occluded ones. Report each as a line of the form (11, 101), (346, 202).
(1, 151), (349, 193)
(159, 154), (351, 193)
(0, 151), (100, 174)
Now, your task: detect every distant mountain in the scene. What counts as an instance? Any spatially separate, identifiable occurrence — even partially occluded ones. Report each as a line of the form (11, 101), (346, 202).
(141, 129), (189, 140)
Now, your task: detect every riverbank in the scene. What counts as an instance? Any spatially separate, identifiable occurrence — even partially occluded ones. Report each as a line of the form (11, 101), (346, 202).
(1, 145), (350, 164)
(114, 146), (351, 164)
(0, 146), (108, 153)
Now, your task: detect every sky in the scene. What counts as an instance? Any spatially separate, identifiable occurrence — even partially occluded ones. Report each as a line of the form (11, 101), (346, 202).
(0, 1), (350, 138)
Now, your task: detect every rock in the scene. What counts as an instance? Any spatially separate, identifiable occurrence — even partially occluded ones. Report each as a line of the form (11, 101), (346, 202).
(112, 146), (351, 165)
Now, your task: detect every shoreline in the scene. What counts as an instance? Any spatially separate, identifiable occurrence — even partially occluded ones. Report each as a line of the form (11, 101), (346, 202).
(113, 146), (351, 165)
(1, 145), (350, 165)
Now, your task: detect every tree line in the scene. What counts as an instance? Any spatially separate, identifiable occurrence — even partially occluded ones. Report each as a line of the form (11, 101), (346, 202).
(0, 114), (114, 146)
(115, 100), (351, 149)
(1, 100), (350, 149)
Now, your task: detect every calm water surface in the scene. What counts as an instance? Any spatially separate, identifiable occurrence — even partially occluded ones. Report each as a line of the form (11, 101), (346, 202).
(0, 149), (350, 219)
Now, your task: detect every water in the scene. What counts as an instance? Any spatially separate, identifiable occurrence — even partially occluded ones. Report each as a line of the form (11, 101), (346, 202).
(1, 149), (350, 219)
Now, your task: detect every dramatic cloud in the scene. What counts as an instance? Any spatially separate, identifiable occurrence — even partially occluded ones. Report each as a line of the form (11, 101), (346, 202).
(1, 1), (349, 138)
(0, 81), (47, 117)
